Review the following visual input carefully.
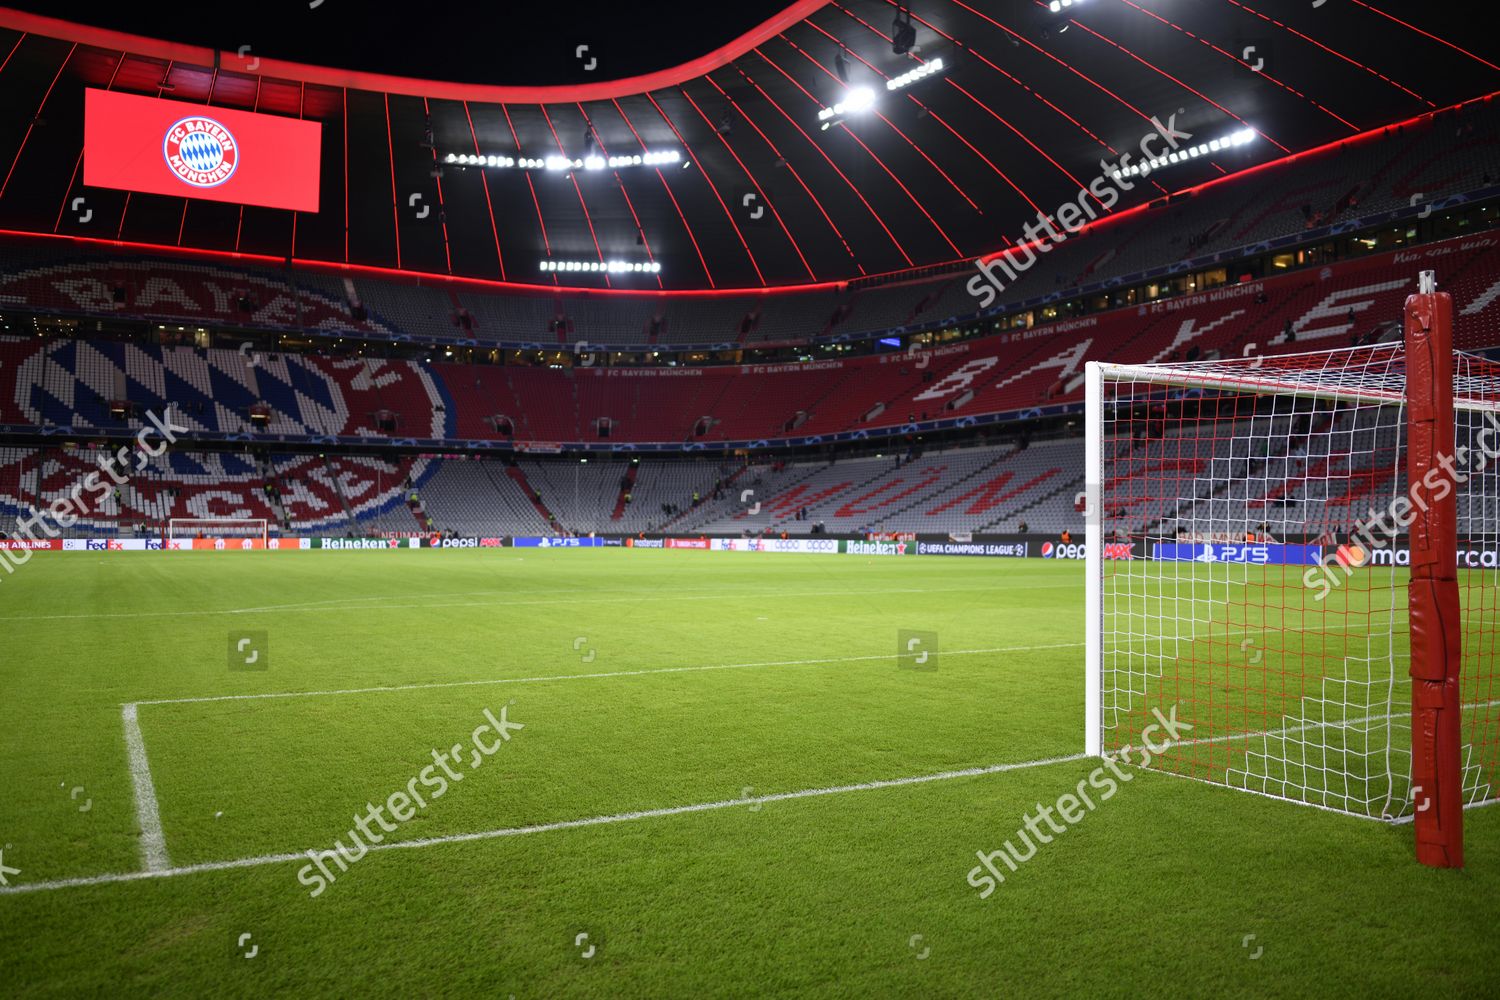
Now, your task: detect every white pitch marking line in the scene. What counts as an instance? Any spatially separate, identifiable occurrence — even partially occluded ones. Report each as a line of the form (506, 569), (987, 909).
(131, 644), (1087, 707)
(126, 618), (1369, 709)
(227, 589), (527, 613)
(121, 703), (171, 873)
(223, 585), (705, 614)
(0, 752), (1089, 897)
(104, 640), (1082, 886)
(0, 583), (1081, 624)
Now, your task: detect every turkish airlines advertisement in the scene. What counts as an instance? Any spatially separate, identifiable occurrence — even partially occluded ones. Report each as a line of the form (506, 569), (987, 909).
(83, 89), (322, 212)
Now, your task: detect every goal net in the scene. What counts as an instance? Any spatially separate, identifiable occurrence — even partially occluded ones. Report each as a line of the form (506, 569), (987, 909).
(167, 518), (268, 544)
(1084, 275), (1499, 866)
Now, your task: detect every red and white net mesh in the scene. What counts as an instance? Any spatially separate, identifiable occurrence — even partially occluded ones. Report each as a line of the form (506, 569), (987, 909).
(1098, 344), (1500, 819)
(167, 518), (268, 540)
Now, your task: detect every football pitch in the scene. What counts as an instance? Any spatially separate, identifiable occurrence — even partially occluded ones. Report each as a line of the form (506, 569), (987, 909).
(1, 549), (1496, 997)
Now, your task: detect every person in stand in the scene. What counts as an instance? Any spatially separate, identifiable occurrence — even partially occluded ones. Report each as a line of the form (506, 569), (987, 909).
(1060, 529), (1072, 545)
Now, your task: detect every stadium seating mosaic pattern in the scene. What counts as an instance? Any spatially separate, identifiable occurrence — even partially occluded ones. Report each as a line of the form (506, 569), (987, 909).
(0, 443), (1084, 539)
(3, 234), (1500, 447)
(4, 87), (1500, 541)
(5, 230), (1500, 538)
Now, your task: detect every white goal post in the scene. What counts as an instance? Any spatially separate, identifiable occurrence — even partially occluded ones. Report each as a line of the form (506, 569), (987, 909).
(167, 518), (269, 544)
(1083, 274), (1499, 868)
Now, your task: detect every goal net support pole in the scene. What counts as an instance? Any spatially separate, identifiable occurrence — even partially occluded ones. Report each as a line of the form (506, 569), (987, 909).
(1405, 271), (1464, 868)
(1084, 362), (1104, 758)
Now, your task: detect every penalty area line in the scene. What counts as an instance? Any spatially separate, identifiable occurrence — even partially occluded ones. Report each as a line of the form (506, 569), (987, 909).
(121, 703), (171, 872)
(130, 644), (1087, 707)
(0, 752), (1088, 897)
(0, 583), (1067, 624)
(127, 618), (1362, 709)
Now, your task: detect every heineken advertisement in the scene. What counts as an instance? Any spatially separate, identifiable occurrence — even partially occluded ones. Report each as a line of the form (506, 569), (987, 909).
(840, 539), (911, 556)
(312, 538), (424, 549)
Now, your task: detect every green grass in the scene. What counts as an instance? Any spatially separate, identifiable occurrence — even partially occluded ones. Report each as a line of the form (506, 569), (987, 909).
(1102, 562), (1499, 815)
(0, 549), (1496, 997)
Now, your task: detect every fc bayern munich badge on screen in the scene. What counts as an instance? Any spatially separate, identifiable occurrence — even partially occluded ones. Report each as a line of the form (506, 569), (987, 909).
(163, 116), (239, 188)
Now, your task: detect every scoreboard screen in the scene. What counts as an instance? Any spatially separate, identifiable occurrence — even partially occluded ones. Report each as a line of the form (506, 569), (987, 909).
(83, 89), (322, 212)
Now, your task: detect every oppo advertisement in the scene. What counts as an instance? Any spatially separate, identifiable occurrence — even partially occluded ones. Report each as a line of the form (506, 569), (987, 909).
(712, 538), (840, 554)
(83, 89), (322, 211)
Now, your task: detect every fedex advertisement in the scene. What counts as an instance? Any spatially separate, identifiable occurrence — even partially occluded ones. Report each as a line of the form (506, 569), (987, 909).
(84, 89), (322, 212)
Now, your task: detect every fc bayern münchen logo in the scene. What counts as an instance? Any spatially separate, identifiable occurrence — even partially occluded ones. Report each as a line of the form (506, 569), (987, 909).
(163, 116), (239, 188)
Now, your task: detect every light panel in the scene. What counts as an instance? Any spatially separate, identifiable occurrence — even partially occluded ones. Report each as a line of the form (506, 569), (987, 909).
(887, 57), (945, 92)
(1111, 128), (1257, 180)
(817, 86), (878, 125)
(539, 260), (662, 274)
(445, 150), (680, 172)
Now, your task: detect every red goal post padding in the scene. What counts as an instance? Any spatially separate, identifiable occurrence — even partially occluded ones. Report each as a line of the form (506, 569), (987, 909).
(1405, 274), (1463, 868)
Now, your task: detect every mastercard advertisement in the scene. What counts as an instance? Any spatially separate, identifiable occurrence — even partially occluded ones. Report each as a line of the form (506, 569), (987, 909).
(83, 89), (322, 212)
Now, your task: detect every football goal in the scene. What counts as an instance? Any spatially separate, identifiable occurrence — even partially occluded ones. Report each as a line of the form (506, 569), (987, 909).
(1083, 271), (1499, 867)
(167, 518), (269, 544)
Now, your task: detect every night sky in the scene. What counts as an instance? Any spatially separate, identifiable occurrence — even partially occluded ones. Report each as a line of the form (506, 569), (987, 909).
(8, 1), (795, 86)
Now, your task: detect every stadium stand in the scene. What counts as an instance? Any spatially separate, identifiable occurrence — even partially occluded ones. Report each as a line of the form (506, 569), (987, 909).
(15, 400), (1450, 541)
(4, 230), (1500, 452)
(3, 103), (1500, 545)
(0, 439), (1084, 538)
(415, 459), (553, 538)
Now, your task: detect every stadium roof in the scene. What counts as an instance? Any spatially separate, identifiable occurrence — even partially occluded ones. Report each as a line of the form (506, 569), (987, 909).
(0, 2), (1497, 293)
